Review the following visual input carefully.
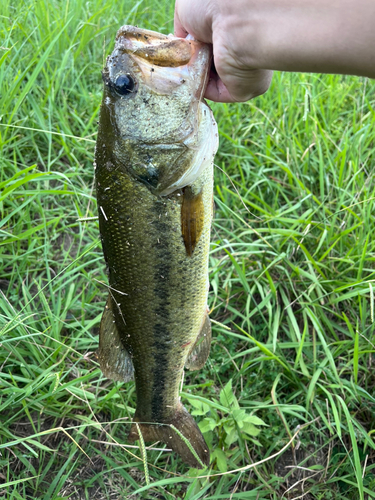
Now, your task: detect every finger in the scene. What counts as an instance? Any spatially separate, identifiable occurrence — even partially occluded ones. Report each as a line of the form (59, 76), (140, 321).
(204, 74), (237, 103)
(174, 8), (188, 38)
(233, 69), (272, 101)
(211, 69), (273, 103)
(174, 0), (213, 42)
(205, 70), (273, 103)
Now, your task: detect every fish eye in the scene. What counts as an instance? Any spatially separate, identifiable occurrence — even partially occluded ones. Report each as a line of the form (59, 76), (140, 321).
(112, 74), (135, 95)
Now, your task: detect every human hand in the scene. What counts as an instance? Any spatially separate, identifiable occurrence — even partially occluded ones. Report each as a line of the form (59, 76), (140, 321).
(175, 0), (375, 103)
(174, 0), (272, 103)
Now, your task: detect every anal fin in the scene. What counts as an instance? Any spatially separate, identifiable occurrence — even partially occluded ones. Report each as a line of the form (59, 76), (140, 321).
(185, 312), (211, 371)
(97, 295), (134, 382)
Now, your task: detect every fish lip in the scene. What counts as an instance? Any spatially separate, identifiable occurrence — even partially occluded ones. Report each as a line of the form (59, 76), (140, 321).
(116, 25), (171, 44)
(114, 25), (207, 70)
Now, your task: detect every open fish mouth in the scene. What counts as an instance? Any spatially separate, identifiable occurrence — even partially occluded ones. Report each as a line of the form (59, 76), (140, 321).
(116, 26), (198, 67)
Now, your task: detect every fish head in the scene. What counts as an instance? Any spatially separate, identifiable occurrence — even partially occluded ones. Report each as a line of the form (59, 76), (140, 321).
(99, 25), (218, 195)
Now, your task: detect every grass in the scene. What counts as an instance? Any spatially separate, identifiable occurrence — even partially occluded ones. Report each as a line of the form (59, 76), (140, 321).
(1, 0), (375, 498)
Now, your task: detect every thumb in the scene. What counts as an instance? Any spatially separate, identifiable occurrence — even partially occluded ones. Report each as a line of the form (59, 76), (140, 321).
(174, 7), (189, 38)
(174, 0), (214, 43)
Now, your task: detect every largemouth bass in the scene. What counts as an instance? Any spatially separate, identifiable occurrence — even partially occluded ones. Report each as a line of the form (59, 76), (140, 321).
(95, 25), (218, 468)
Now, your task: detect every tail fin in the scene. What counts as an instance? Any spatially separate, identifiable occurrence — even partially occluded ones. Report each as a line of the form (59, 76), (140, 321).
(128, 404), (209, 468)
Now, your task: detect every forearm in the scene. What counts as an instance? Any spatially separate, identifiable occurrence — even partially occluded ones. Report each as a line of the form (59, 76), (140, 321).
(217, 0), (375, 78)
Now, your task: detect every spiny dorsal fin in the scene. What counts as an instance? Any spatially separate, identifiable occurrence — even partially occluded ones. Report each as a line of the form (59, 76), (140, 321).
(185, 312), (211, 371)
(97, 295), (134, 382)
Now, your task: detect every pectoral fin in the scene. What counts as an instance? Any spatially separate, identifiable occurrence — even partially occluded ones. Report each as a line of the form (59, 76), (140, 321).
(97, 295), (134, 382)
(181, 187), (204, 257)
(185, 312), (211, 370)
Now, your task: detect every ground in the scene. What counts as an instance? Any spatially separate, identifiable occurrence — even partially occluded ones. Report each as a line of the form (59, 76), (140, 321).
(1, 1), (375, 499)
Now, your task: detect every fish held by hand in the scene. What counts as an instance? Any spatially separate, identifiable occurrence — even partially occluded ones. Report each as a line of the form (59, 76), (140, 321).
(95, 25), (218, 468)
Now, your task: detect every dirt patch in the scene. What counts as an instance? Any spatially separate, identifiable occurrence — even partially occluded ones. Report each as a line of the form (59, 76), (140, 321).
(274, 442), (328, 499)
